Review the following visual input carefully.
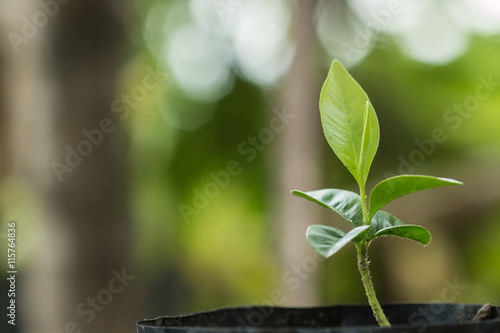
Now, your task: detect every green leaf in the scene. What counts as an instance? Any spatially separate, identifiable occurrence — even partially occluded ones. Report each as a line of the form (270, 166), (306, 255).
(367, 211), (431, 245)
(292, 189), (363, 227)
(367, 210), (404, 239)
(368, 224), (432, 246)
(319, 60), (380, 187)
(368, 175), (463, 219)
(306, 225), (372, 258)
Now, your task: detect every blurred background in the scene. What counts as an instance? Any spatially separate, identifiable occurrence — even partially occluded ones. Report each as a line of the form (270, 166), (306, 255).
(1, 0), (500, 332)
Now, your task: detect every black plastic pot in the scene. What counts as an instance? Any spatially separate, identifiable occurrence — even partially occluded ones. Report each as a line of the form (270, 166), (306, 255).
(137, 303), (500, 332)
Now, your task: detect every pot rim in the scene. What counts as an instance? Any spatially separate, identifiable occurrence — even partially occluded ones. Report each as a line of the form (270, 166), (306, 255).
(137, 302), (500, 331)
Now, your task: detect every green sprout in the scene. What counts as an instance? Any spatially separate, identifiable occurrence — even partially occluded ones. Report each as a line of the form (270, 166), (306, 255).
(292, 60), (462, 327)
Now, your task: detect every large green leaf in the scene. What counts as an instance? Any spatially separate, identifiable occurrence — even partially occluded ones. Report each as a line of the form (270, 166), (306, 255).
(368, 175), (463, 219)
(292, 189), (363, 227)
(319, 60), (379, 187)
(306, 225), (372, 258)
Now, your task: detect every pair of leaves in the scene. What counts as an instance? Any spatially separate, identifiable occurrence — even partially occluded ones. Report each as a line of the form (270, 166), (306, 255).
(293, 187), (435, 258)
(292, 175), (461, 229)
(306, 222), (431, 259)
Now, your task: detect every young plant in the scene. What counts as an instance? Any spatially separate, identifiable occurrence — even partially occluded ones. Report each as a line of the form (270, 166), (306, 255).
(292, 60), (462, 328)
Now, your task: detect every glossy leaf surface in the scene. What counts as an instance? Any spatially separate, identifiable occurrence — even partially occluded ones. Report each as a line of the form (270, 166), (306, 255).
(367, 210), (431, 245)
(306, 225), (371, 258)
(368, 224), (431, 246)
(368, 175), (463, 219)
(367, 210), (404, 239)
(319, 60), (379, 187)
(292, 189), (363, 227)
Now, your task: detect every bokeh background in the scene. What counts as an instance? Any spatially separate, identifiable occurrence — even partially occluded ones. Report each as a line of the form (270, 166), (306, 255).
(1, 0), (500, 332)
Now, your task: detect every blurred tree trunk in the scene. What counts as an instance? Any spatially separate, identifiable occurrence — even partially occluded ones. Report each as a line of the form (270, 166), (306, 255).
(275, 0), (323, 306)
(1, 1), (140, 332)
(0, 26), (7, 184)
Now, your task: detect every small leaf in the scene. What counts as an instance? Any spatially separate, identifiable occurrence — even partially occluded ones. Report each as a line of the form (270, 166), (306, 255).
(367, 210), (431, 245)
(319, 60), (379, 188)
(368, 175), (463, 219)
(292, 189), (363, 227)
(368, 225), (432, 246)
(367, 210), (404, 239)
(307, 225), (372, 258)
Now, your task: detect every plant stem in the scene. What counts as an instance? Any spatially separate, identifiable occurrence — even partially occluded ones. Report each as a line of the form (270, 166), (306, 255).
(356, 242), (391, 328)
(359, 184), (369, 225)
(358, 181), (389, 327)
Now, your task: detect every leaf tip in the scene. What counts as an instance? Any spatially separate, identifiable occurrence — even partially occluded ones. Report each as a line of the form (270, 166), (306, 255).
(331, 59), (347, 74)
(331, 59), (342, 66)
(417, 229), (432, 247)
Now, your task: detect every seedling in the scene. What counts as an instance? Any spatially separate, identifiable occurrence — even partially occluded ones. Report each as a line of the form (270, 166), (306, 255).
(292, 60), (462, 327)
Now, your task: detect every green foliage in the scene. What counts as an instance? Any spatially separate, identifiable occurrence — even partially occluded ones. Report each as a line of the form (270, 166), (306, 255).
(306, 225), (371, 258)
(292, 59), (462, 327)
(368, 175), (463, 220)
(368, 211), (431, 245)
(368, 224), (431, 245)
(291, 189), (363, 227)
(319, 61), (379, 188)
(293, 59), (462, 254)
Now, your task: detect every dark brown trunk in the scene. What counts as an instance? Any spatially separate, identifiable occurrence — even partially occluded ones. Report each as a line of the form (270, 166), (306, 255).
(1, 1), (140, 332)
